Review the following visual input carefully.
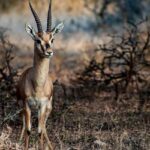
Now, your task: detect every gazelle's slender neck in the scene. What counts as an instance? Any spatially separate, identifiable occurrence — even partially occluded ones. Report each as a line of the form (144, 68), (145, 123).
(32, 45), (50, 88)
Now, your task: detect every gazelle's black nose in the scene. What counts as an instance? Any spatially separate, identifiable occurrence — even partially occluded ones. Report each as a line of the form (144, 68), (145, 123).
(47, 51), (53, 55)
(45, 51), (53, 57)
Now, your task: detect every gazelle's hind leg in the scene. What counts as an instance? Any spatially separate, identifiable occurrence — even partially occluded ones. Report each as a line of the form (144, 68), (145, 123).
(20, 115), (25, 142)
(43, 127), (53, 150)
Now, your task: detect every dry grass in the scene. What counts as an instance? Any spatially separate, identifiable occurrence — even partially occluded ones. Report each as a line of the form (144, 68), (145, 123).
(0, 125), (22, 150)
(0, 94), (149, 150)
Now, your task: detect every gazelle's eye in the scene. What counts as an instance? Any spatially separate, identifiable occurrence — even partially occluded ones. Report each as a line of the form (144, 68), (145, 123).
(36, 39), (41, 44)
(51, 39), (54, 43)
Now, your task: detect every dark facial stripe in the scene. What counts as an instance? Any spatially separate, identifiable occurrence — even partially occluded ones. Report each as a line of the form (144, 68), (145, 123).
(41, 44), (45, 52)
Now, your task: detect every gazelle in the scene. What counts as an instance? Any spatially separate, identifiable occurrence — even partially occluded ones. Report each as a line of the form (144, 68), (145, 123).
(17, 0), (64, 149)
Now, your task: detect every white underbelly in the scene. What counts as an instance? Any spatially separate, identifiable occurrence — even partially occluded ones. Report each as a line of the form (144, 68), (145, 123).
(28, 97), (50, 109)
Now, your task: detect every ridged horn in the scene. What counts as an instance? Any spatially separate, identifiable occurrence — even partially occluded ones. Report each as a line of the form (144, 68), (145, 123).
(47, 0), (52, 32)
(29, 1), (43, 33)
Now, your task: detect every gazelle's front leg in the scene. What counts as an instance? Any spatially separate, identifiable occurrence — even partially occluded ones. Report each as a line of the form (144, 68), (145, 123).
(44, 98), (53, 150)
(38, 98), (53, 150)
(24, 103), (31, 150)
(38, 103), (46, 150)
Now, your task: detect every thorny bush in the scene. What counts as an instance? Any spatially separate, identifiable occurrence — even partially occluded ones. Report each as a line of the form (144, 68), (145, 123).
(78, 20), (150, 112)
(0, 28), (19, 125)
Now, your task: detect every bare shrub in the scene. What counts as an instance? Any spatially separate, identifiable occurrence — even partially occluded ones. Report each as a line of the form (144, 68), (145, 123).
(0, 28), (19, 125)
(78, 20), (150, 111)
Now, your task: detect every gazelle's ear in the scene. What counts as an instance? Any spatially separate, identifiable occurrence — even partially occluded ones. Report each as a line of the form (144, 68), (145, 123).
(25, 23), (36, 40)
(52, 22), (64, 35)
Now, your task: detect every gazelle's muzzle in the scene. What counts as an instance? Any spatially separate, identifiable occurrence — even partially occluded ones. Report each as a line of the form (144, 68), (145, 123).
(44, 51), (53, 58)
